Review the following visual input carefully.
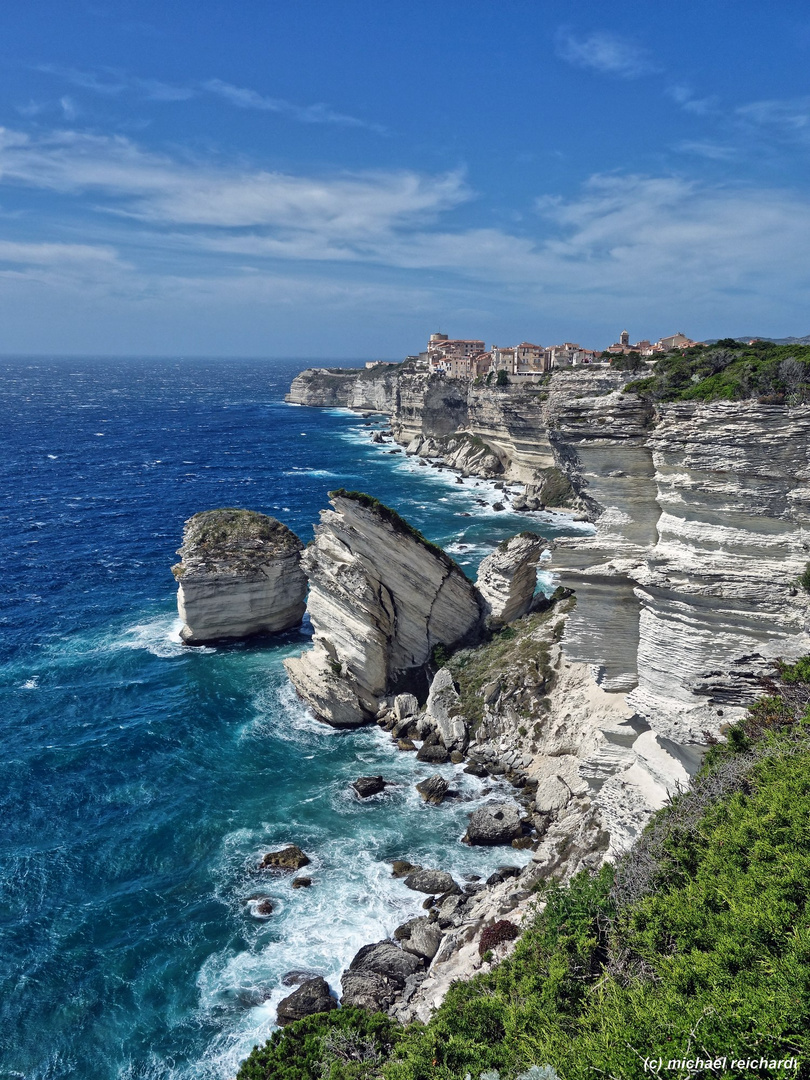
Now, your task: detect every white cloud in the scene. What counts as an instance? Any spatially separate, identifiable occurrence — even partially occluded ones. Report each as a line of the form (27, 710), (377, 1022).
(0, 126), (467, 233)
(36, 65), (381, 129)
(202, 80), (386, 132)
(736, 96), (810, 143)
(555, 30), (657, 79)
(1, 122), (810, 344)
(0, 240), (121, 265)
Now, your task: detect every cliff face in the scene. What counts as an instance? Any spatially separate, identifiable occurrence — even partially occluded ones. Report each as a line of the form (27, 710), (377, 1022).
(286, 365), (400, 413)
(392, 373), (559, 486)
(173, 509), (306, 644)
(283, 492), (483, 726)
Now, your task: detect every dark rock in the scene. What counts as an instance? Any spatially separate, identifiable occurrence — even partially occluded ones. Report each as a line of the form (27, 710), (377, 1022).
(281, 969), (320, 987)
(260, 845), (310, 871)
(511, 835), (534, 850)
(486, 763), (507, 776)
(422, 896), (436, 909)
(492, 502), (505, 512)
(348, 940), (423, 988)
(486, 871), (504, 886)
(437, 892), (468, 928)
(248, 897), (274, 917)
(464, 803), (523, 846)
(463, 762), (488, 778)
(391, 860), (419, 878)
(291, 876), (312, 888)
(340, 970), (397, 1011)
(394, 917), (444, 961)
(450, 750), (465, 764)
(397, 738), (417, 751)
(463, 882), (486, 896)
(415, 774), (449, 805)
(352, 776), (387, 798)
(277, 976), (336, 1025)
(404, 869), (460, 895)
(416, 744), (450, 764)
(498, 865), (522, 879)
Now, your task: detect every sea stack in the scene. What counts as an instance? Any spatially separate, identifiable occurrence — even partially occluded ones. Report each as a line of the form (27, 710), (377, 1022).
(172, 509), (307, 644)
(284, 490), (484, 726)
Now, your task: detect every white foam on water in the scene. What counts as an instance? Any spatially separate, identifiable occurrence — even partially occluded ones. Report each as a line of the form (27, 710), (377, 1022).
(21, 676), (40, 690)
(115, 616), (200, 658)
(243, 680), (343, 747)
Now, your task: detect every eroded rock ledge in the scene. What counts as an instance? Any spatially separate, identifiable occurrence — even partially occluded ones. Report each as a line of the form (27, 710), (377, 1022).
(172, 509), (306, 644)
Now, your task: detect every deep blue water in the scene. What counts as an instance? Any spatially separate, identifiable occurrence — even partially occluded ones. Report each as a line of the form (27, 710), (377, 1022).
(0, 357), (583, 1080)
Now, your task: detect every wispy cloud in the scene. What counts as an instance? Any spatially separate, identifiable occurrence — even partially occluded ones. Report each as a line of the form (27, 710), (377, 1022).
(0, 127), (465, 233)
(35, 65), (384, 131)
(736, 96), (810, 143)
(203, 79), (386, 132)
(0, 239), (122, 265)
(555, 29), (658, 79)
(666, 84), (719, 117)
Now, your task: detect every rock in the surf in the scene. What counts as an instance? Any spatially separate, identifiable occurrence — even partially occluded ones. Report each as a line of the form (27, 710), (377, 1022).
(276, 976), (336, 1025)
(173, 509), (306, 644)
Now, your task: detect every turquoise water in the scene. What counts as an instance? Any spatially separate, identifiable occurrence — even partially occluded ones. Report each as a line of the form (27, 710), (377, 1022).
(0, 357), (584, 1079)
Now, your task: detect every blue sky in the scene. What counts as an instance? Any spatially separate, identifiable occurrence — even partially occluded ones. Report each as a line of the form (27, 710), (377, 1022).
(1, 0), (810, 356)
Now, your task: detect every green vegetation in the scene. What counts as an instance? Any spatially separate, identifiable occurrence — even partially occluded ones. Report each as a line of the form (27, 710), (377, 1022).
(236, 1007), (401, 1080)
(496, 369), (510, 387)
(623, 339), (810, 403)
(446, 607), (564, 733)
(798, 562), (810, 593)
(537, 467), (574, 508)
(237, 658), (810, 1080)
(173, 508), (300, 576)
(328, 490), (466, 575)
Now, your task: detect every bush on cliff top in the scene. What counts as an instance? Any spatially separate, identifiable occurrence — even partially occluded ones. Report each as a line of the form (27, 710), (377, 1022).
(624, 340), (810, 404)
(176, 510), (301, 576)
(237, 658), (810, 1080)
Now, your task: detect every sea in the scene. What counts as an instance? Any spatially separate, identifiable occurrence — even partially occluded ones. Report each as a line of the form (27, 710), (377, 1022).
(0, 357), (586, 1080)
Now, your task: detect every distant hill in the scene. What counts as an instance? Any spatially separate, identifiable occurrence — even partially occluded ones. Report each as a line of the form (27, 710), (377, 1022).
(704, 334), (810, 345)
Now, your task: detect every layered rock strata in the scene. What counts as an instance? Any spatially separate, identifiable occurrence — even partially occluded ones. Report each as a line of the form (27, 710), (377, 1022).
(283, 492), (484, 726)
(475, 532), (547, 625)
(172, 509), (306, 644)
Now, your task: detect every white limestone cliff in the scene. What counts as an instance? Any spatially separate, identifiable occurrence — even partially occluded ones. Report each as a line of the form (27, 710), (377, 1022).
(284, 492), (483, 726)
(173, 509), (306, 644)
(475, 532), (547, 625)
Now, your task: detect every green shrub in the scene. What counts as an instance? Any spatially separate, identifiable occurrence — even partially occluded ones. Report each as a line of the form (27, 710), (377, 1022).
(237, 1007), (400, 1080)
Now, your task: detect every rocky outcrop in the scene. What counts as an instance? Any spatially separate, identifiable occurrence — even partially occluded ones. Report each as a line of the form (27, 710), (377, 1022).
(259, 845), (310, 871)
(340, 941), (423, 1010)
(419, 668), (468, 753)
(284, 491), (484, 726)
(352, 776), (387, 798)
(276, 976), (336, 1025)
(475, 532), (547, 625)
(463, 803), (523, 845)
(172, 509), (306, 644)
(415, 774), (449, 804)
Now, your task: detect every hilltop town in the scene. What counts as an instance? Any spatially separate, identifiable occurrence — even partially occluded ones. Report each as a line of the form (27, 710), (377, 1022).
(372, 328), (701, 382)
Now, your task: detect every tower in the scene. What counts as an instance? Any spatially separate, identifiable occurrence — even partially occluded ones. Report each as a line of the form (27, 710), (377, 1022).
(620, 329), (629, 346)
